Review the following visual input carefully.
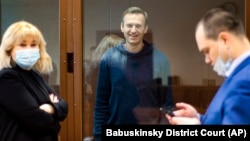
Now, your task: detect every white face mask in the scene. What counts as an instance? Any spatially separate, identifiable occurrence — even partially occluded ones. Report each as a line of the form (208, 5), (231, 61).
(15, 48), (40, 70)
(213, 40), (233, 77)
(213, 56), (226, 77)
(213, 52), (232, 77)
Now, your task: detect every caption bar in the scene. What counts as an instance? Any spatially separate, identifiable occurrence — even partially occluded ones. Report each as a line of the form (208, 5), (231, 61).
(102, 125), (250, 140)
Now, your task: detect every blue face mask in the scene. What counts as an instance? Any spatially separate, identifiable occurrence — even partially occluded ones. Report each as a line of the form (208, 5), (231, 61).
(15, 48), (40, 70)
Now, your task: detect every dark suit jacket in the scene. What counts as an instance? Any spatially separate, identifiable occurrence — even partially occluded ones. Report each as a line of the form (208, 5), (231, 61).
(0, 66), (68, 141)
(201, 56), (250, 124)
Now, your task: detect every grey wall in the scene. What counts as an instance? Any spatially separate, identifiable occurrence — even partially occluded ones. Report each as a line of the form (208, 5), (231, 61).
(1, 0), (245, 86)
(1, 0), (59, 85)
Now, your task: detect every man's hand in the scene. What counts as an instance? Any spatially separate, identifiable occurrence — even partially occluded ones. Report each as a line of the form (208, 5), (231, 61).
(166, 102), (200, 125)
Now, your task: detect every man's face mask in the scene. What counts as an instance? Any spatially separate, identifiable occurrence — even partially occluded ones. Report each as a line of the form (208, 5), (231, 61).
(213, 42), (232, 77)
(15, 48), (40, 70)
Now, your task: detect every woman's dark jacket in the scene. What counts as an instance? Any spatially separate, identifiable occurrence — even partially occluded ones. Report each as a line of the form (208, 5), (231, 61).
(0, 66), (68, 141)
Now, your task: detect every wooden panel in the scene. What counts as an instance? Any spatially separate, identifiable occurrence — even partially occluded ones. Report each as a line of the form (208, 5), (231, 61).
(73, 0), (83, 140)
(246, 0), (250, 39)
(59, 0), (83, 140)
(59, 0), (69, 140)
(172, 86), (219, 114)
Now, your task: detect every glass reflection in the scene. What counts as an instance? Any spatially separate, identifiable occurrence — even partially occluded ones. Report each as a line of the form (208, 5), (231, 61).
(83, 0), (245, 139)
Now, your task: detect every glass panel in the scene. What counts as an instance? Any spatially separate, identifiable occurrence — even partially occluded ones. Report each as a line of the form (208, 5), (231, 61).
(83, 0), (245, 140)
(1, 0), (60, 92)
(83, 1), (131, 139)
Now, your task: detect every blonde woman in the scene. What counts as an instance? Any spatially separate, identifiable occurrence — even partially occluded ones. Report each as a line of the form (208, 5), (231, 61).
(0, 21), (68, 141)
(84, 34), (124, 138)
(86, 34), (124, 93)
(92, 34), (124, 67)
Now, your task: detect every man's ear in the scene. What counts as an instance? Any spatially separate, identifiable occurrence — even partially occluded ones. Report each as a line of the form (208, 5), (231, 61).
(218, 32), (229, 44)
(218, 32), (232, 50)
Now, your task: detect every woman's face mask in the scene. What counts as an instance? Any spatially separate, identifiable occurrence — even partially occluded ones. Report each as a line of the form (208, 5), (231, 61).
(15, 48), (40, 70)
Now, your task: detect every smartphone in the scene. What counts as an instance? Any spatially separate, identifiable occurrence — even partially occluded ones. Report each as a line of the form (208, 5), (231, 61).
(159, 106), (175, 117)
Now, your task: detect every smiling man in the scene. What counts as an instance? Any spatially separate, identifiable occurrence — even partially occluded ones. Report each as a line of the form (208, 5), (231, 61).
(93, 6), (173, 141)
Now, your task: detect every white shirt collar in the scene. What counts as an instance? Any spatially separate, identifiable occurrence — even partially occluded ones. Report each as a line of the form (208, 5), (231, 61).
(225, 50), (250, 77)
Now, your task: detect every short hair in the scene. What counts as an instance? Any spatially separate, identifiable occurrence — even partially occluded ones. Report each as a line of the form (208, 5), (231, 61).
(121, 6), (148, 26)
(0, 20), (53, 74)
(196, 8), (245, 40)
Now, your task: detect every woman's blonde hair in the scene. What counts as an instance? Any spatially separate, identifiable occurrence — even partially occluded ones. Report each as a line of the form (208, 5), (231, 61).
(0, 20), (53, 74)
(92, 34), (124, 65)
